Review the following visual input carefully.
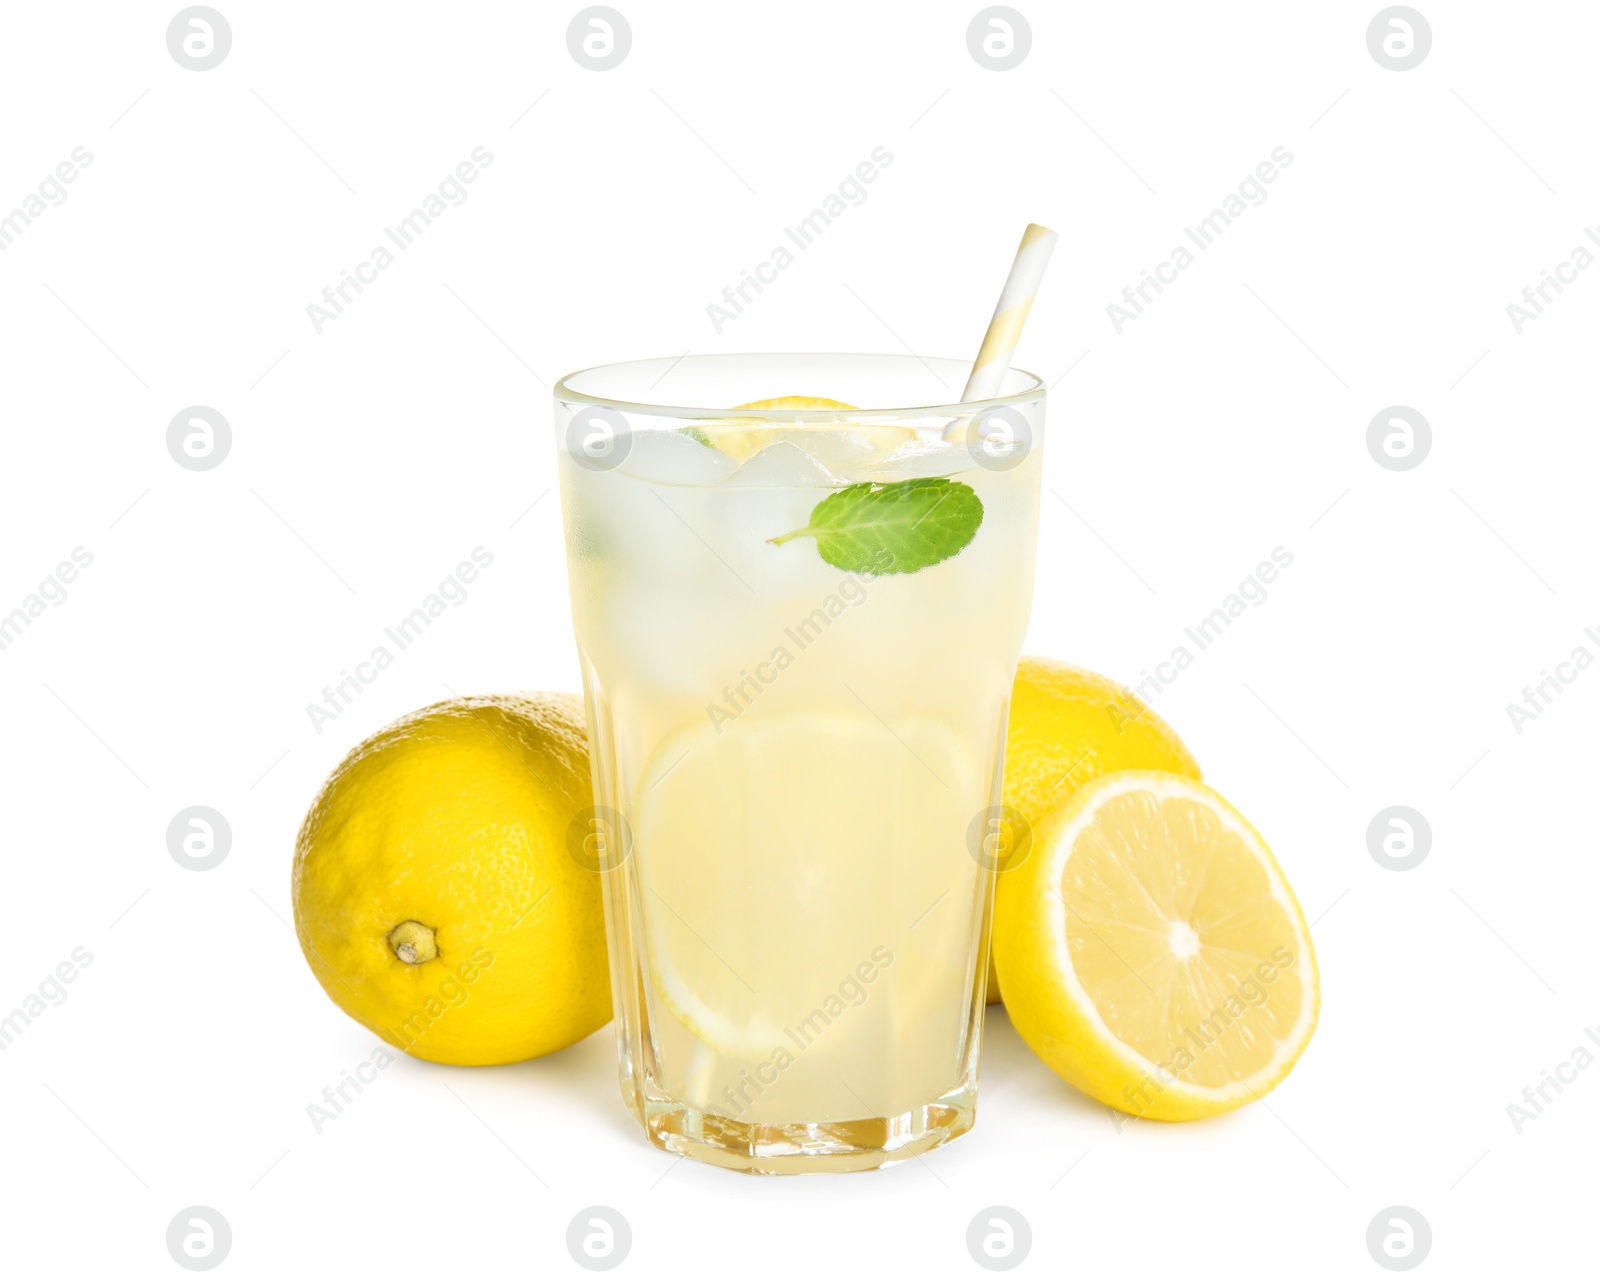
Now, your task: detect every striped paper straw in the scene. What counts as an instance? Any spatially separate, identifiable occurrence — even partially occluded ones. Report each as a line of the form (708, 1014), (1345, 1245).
(944, 222), (1058, 440)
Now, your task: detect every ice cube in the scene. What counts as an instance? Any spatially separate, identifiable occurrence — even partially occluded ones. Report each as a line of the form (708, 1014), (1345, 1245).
(726, 440), (844, 487)
(616, 427), (738, 485)
(769, 428), (876, 470)
(853, 439), (969, 480)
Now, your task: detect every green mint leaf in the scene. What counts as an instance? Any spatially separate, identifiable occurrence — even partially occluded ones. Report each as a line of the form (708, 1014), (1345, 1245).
(770, 477), (983, 575)
(679, 426), (713, 447)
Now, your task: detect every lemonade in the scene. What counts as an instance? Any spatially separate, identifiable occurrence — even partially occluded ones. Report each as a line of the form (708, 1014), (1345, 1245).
(555, 354), (1045, 1172)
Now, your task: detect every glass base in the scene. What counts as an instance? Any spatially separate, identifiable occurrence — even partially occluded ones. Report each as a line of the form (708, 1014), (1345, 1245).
(636, 1090), (975, 1175)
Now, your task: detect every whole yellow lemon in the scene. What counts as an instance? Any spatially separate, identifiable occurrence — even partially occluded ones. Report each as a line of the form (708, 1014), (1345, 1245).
(292, 693), (610, 1065)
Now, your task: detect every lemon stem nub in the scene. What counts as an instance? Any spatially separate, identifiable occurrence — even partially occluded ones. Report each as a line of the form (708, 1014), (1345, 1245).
(389, 920), (437, 965)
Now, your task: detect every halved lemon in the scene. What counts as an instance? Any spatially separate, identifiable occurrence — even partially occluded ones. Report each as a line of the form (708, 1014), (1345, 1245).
(692, 396), (915, 466)
(994, 771), (1318, 1120)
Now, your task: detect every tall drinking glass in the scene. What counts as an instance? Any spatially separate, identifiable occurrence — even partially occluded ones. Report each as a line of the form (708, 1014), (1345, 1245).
(554, 354), (1044, 1173)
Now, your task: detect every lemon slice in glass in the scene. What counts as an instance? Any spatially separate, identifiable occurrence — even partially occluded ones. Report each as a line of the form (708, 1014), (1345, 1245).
(633, 713), (980, 1061)
(691, 396), (916, 468)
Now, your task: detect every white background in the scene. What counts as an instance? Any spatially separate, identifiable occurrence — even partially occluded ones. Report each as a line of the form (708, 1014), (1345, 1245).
(2, 1), (1595, 1273)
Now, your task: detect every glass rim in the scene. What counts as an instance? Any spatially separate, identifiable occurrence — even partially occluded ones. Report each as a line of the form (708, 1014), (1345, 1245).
(553, 352), (1045, 421)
